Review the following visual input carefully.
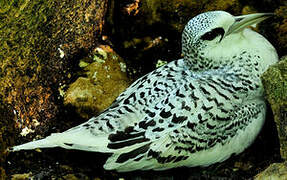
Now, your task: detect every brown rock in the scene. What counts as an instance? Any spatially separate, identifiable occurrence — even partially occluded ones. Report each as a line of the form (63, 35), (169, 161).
(64, 45), (130, 118)
(0, 0), (108, 133)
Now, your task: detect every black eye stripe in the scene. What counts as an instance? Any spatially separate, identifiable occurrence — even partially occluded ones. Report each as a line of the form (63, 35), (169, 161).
(200, 28), (225, 41)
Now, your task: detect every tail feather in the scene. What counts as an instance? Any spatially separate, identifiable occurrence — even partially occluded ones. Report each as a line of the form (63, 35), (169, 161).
(10, 130), (113, 153)
(10, 138), (58, 152)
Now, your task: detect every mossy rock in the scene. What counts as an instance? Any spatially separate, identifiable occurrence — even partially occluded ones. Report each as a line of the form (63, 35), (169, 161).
(262, 56), (287, 159)
(64, 45), (131, 118)
(0, 0), (108, 134)
(255, 162), (287, 180)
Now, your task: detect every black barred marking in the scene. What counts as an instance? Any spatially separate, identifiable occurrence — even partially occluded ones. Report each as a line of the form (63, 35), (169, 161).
(168, 103), (175, 109)
(152, 127), (165, 132)
(106, 121), (114, 130)
(216, 79), (231, 88)
(219, 108), (229, 114)
(210, 80), (235, 94)
(64, 143), (73, 146)
(187, 121), (196, 130)
(83, 124), (90, 127)
(172, 114), (188, 124)
(208, 139), (216, 147)
(189, 83), (196, 90)
(134, 155), (145, 162)
(147, 149), (188, 164)
(138, 84), (144, 88)
(123, 106), (134, 113)
(176, 90), (185, 98)
(145, 109), (156, 117)
(147, 149), (160, 158)
(225, 124), (235, 131)
(116, 143), (150, 163)
(108, 137), (149, 149)
(182, 101), (191, 111)
(195, 145), (204, 151)
(139, 120), (156, 129)
(207, 82), (231, 100)
(167, 73), (174, 78)
(173, 155), (189, 163)
(160, 110), (172, 118)
(182, 71), (188, 76)
(108, 127), (145, 142)
(163, 156), (177, 163)
(153, 81), (157, 86)
(154, 87), (161, 92)
(202, 104), (213, 111)
(123, 98), (130, 104)
(206, 123), (216, 129)
(200, 86), (211, 95)
(140, 92), (145, 98)
(216, 115), (231, 121)
(124, 92), (136, 105)
(117, 109), (124, 114)
(190, 92), (200, 101)
(231, 84), (243, 91)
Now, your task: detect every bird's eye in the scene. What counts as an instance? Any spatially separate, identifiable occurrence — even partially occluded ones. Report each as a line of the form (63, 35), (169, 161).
(200, 28), (225, 41)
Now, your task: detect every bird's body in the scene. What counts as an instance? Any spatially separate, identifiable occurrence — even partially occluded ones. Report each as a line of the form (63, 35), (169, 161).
(11, 11), (278, 172)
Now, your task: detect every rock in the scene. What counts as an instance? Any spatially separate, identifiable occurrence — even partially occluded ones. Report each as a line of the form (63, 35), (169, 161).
(64, 45), (131, 118)
(11, 172), (32, 180)
(274, 5), (287, 55)
(0, 101), (16, 178)
(0, 0), (108, 177)
(262, 56), (287, 159)
(255, 162), (287, 180)
(0, 0), (108, 134)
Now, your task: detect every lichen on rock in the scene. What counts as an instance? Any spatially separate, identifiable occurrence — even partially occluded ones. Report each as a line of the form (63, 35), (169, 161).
(64, 45), (131, 118)
(262, 56), (287, 159)
(255, 162), (287, 180)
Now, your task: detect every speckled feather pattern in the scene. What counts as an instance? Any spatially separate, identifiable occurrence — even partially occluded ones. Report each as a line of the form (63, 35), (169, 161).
(11, 11), (278, 172)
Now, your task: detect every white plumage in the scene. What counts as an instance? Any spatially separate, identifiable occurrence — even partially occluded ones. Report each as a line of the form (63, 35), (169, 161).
(11, 11), (278, 172)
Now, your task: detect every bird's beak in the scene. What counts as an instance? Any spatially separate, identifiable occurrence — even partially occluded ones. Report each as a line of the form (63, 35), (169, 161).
(225, 13), (274, 36)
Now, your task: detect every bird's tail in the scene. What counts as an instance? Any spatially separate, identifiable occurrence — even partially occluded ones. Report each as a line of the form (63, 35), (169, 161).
(9, 136), (58, 152)
(9, 130), (112, 153)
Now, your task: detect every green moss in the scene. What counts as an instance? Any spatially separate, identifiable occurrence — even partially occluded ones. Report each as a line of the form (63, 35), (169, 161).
(262, 57), (287, 159)
(262, 57), (287, 105)
(0, 0), (57, 129)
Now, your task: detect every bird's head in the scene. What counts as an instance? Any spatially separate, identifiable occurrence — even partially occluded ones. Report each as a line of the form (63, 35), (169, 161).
(182, 11), (274, 69)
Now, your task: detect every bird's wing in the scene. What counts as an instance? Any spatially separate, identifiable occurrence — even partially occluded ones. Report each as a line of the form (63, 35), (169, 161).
(102, 64), (265, 171)
(103, 90), (265, 172)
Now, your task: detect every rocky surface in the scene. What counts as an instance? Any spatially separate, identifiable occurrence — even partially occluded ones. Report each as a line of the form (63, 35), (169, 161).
(255, 162), (287, 180)
(262, 56), (287, 160)
(64, 45), (130, 118)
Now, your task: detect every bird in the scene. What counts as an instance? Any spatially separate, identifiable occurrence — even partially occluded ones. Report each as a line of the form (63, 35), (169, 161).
(10, 11), (278, 172)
